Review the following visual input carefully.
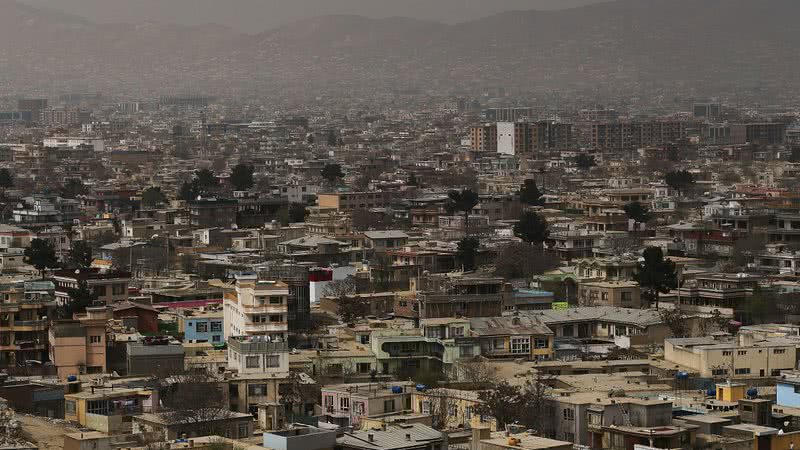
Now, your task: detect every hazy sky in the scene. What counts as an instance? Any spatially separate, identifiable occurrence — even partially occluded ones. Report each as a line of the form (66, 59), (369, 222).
(17, 0), (607, 33)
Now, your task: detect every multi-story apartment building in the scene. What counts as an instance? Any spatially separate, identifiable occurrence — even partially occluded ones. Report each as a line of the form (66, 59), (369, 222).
(52, 268), (131, 307)
(0, 280), (55, 368)
(469, 124), (498, 152)
(179, 310), (225, 344)
(417, 277), (506, 319)
(591, 121), (687, 152)
(578, 281), (642, 308)
(223, 275), (289, 341)
(317, 191), (398, 212)
(497, 121), (573, 156)
(48, 306), (111, 379)
(320, 382), (415, 428)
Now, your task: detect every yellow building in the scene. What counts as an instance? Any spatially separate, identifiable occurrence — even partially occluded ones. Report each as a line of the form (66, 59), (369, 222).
(411, 388), (497, 431)
(65, 387), (157, 434)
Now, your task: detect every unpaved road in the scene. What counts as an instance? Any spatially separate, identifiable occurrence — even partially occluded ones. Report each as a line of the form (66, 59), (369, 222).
(18, 415), (78, 450)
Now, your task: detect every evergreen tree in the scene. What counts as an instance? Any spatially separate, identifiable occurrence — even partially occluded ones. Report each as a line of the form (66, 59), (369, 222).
(513, 211), (550, 246)
(230, 164), (255, 191)
(519, 179), (544, 206)
(456, 237), (480, 271)
(633, 247), (678, 309)
(24, 238), (59, 278)
(448, 189), (480, 236)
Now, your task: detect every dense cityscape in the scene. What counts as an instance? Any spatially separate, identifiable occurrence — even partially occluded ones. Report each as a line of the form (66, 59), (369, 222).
(2, 1), (800, 450)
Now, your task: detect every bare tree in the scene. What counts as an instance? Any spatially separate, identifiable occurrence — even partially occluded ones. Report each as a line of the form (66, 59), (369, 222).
(154, 371), (235, 436)
(456, 357), (497, 386)
(423, 388), (458, 430)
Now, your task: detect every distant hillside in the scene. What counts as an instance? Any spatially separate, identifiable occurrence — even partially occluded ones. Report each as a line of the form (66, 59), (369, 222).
(2, 0), (799, 98)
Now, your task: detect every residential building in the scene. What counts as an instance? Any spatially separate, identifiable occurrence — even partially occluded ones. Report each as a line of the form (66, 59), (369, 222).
(320, 382), (415, 428)
(132, 411), (254, 440)
(0, 280), (55, 368)
(48, 307), (111, 378)
(179, 310), (225, 344)
(469, 315), (554, 361)
(65, 387), (157, 434)
(262, 424), (337, 450)
(417, 277), (506, 319)
(52, 268), (131, 307)
(226, 335), (289, 376)
(664, 332), (797, 378)
(336, 422), (445, 450)
(578, 281), (642, 308)
(317, 192), (397, 212)
(223, 275), (289, 340)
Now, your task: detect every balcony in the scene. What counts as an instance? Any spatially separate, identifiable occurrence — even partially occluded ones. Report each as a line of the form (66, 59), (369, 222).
(242, 304), (287, 314)
(13, 320), (47, 330)
(243, 322), (288, 334)
(228, 338), (288, 354)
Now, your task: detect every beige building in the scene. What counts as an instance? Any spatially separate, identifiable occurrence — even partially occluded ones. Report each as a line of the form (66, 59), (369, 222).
(48, 306), (110, 378)
(317, 192), (396, 212)
(578, 281), (642, 308)
(664, 332), (798, 379)
(223, 275), (289, 341)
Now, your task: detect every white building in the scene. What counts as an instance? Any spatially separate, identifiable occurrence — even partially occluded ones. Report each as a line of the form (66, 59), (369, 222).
(43, 137), (104, 152)
(496, 122), (516, 155)
(223, 275), (289, 341)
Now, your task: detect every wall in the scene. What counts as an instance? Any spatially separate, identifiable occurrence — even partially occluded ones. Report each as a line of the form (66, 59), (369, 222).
(777, 382), (800, 408)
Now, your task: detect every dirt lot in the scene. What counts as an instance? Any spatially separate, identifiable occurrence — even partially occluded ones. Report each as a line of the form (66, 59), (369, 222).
(18, 415), (78, 450)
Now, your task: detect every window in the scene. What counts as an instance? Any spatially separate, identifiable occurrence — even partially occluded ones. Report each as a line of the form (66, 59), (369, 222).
(270, 315), (282, 323)
(794, 385), (800, 394)
(112, 284), (126, 295)
(449, 326), (464, 337)
(384, 399), (396, 412)
(196, 322), (209, 333)
(269, 296), (282, 304)
(238, 424), (249, 438)
(248, 384), (267, 396)
(534, 337), (548, 349)
(737, 350), (747, 356)
(511, 337), (530, 354)
(722, 351), (732, 356)
(460, 346), (474, 358)
(357, 363), (371, 374)
(563, 408), (575, 421)
(66, 400), (76, 414)
(211, 322), (222, 332)
(212, 335), (221, 342)
(265, 355), (281, 368)
(734, 368), (751, 375)
(89, 335), (101, 344)
(712, 369), (727, 376)
(775, 349), (786, 354)
(340, 397), (350, 410)
(246, 356), (260, 369)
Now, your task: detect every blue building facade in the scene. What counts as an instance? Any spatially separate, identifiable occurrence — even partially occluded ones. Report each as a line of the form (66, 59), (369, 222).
(183, 314), (225, 343)
(777, 379), (800, 408)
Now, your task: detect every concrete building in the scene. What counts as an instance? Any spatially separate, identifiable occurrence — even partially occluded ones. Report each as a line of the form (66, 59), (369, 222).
(224, 276), (289, 341)
(179, 310), (224, 344)
(48, 307), (110, 378)
(320, 382), (415, 428)
(336, 422), (445, 450)
(0, 280), (55, 368)
(262, 424), (336, 450)
(664, 332), (797, 379)
(132, 411), (254, 440)
(43, 137), (105, 152)
(577, 281), (642, 308)
(52, 268), (131, 307)
(226, 336), (289, 376)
